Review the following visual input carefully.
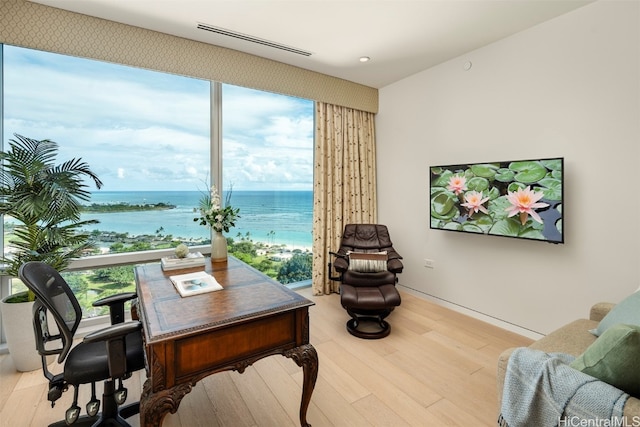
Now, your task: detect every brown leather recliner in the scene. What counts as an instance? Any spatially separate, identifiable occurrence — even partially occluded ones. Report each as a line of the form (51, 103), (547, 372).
(329, 224), (403, 339)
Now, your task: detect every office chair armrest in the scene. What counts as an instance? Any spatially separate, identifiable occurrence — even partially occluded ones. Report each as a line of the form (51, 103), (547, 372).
(93, 292), (137, 307)
(93, 292), (138, 324)
(83, 321), (142, 344)
(83, 321), (142, 379)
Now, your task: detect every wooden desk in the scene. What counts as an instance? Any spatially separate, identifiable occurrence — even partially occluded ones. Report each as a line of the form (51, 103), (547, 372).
(134, 256), (318, 426)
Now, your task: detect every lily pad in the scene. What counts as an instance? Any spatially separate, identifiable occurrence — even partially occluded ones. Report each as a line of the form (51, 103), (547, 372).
(537, 177), (562, 201)
(488, 219), (521, 237)
(541, 159), (562, 171)
(431, 193), (458, 220)
(509, 161), (547, 184)
(518, 227), (545, 240)
(467, 214), (494, 232)
(488, 196), (512, 220)
(485, 186), (500, 200)
(467, 177), (489, 192)
(442, 222), (463, 231)
(430, 186), (447, 196)
(470, 164), (498, 178)
(431, 170), (454, 187)
(507, 182), (526, 193)
(461, 223), (484, 233)
(495, 168), (516, 182)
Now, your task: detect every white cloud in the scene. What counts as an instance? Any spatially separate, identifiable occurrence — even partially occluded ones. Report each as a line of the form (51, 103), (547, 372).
(4, 46), (313, 191)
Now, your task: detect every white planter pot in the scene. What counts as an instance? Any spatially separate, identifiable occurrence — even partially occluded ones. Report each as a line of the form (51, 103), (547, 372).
(0, 295), (42, 372)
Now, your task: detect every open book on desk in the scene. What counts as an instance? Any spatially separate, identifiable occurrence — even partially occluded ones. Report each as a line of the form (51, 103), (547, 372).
(170, 271), (223, 297)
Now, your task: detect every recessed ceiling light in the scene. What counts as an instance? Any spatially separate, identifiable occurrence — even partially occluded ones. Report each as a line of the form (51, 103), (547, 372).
(359, 56), (370, 63)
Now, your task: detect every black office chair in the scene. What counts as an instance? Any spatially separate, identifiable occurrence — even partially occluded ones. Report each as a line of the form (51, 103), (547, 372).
(18, 261), (145, 426)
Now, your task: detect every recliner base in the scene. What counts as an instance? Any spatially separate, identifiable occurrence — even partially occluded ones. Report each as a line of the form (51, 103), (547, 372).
(346, 316), (391, 339)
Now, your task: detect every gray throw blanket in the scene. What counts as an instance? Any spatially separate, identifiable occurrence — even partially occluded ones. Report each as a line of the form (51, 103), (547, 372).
(498, 348), (628, 427)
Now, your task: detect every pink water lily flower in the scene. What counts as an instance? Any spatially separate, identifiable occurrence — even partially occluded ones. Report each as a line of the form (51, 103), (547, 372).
(447, 175), (467, 195)
(461, 191), (490, 217)
(505, 186), (550, 225)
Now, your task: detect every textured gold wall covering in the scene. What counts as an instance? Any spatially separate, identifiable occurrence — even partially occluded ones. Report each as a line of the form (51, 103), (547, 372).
(0, 0), (378, 113)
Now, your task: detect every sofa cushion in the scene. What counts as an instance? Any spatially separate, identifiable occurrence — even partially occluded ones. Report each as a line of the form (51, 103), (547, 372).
(570, 323), (640, 397)
(529, 319), (598, 356)
(595, 291), (640, 336)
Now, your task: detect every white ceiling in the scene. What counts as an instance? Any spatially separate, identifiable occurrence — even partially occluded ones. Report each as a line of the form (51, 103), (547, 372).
(31, 0), (594, 88)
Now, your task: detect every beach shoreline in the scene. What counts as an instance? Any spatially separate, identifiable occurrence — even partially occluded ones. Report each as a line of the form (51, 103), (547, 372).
(91, 232), (312, 256)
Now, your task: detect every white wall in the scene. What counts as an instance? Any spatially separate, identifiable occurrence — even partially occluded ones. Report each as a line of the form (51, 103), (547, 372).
(376, 0), (640, 337)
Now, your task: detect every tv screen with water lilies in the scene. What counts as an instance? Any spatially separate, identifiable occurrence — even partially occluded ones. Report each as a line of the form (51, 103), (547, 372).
(429, 157), (564, 244)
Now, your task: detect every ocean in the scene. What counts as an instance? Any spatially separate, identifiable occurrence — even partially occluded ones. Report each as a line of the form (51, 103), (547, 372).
(82, 191), (314, 249)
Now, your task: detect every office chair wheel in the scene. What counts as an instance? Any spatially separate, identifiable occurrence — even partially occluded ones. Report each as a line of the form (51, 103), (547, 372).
(115, 388), (127, 405)
(87, 383), (100, 417)
(86, 399), (100, 417)
(65, 405), (81, 424)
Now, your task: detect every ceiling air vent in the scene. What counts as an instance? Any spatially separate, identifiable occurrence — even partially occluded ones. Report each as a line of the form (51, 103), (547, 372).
(197, 23), (312, 57)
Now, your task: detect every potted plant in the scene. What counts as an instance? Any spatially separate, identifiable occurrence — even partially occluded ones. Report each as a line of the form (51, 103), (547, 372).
(194, 184), (240, 263)
(0, 134), (103, 371)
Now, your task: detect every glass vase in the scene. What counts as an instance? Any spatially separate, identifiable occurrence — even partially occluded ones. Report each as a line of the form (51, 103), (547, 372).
(211, 230), (228, 263)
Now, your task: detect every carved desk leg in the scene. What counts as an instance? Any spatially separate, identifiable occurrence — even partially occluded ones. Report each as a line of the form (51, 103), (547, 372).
(285, 344), (319, 427)
(140, 378), (194, 427)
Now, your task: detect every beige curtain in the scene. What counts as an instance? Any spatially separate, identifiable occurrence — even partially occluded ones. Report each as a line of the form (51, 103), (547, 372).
(311, 102), (378, 295)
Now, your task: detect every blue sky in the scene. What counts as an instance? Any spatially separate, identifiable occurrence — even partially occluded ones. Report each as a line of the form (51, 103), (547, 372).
(2, 45), (314, 192)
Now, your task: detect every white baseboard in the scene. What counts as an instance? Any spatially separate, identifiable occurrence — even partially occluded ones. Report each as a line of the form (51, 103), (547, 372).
(398, 285), (545, 341)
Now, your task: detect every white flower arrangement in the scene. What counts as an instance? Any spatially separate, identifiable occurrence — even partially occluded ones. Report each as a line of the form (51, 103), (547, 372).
(194, 185), (240, 233)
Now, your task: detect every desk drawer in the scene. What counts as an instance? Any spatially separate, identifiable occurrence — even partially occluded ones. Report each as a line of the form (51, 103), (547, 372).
(174, 311), (297, 379)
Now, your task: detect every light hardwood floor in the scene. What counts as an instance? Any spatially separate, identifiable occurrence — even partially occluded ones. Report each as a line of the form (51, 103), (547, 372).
(0, 288), (532, 426)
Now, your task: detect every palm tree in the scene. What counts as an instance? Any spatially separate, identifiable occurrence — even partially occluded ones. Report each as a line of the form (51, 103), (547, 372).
(0, 134), (103, 278)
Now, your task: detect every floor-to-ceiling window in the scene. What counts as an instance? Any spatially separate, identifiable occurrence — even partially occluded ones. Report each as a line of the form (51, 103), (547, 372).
(222, 84), (314, 284)
(1, 44), (313, 318)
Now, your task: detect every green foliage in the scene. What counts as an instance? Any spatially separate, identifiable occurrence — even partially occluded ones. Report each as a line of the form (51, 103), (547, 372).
(258, 259), (274, 271)
(0, 134), (103, 283)
(233, 252), (254, 265)
(277, 253), (312, 284)
(130, 241), (152, 252)
(230, 240), (257, 257)
(65, 273), (89, 294)
(73, 267), (135, 316)
(82, 202), (175, 212)
(94, 266), (134, 286)
(109, 242), (126, 252)
(4, 290), (30, 303)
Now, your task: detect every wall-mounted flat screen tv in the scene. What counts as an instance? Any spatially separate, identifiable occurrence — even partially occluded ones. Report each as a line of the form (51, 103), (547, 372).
(429, 157), (564, 244)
